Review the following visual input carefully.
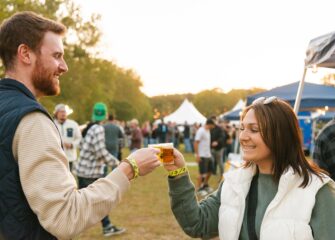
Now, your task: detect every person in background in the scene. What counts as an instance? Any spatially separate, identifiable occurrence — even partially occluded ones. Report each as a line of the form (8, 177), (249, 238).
(104, 113), (123, 159)
(194, 118), (215, 196)
(53, 103), (81, 172)
(158, 119), (168, 143)
(141, 120), (152, 147)
(183, 121), (192, 152)
(76, 102), (126, 237)
(313, 118), (335, 180)
(220, 119), (232, 166)
(209, 116), (225, 181)
(130, 118), (142, 152)
(173, 122), (180, 148)
(190, 123), (200, 153)
(150, 122), (159, 144)
(166, 121), (174, 144)
(118, 120), (126, 160)
(164, 97), (335, 239)
(0, 11), (160, 240)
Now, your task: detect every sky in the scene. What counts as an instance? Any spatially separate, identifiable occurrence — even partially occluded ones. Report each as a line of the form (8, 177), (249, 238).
(75, 0), (335, 97)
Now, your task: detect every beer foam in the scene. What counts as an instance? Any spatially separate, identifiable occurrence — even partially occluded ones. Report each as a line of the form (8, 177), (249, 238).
(148, 143), (173, 148)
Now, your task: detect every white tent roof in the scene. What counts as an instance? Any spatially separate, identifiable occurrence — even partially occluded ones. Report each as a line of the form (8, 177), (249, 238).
(163, 99), (206, 125)
(231, 99), (245, 111)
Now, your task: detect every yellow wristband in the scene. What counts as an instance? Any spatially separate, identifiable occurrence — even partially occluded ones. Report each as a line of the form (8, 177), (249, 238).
(124, 158), (139, 179)
(168, 167), (188, 177)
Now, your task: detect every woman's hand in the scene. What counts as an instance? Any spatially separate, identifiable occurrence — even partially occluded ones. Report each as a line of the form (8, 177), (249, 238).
(163, 148), (186, 171)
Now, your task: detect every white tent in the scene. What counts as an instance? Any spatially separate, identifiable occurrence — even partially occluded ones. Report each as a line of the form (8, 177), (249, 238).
(162, 99), (206, 125)
(220, 99), (245, 121)
(231, 99), (245, 111)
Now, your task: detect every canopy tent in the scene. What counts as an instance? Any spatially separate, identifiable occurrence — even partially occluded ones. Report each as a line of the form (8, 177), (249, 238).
(312, 111), (335, 121)
(305, 31), (335, 69)
(220, 99), (245, 121)
(161, 99), (206, 125)
(294, 31), (335, 113)
(231, 99), (245, 111)
(246, 81), (335, 111)
(221, 109), (242, 121)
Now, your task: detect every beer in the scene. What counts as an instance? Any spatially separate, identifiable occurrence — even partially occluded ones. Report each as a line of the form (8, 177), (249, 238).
(148, 143), (174, 165)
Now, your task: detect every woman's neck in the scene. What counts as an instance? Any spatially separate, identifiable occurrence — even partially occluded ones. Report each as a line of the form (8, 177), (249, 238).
(256, 160), (273, 174)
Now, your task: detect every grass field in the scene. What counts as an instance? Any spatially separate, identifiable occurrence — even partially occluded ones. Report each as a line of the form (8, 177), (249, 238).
(75, 146), (221, 240)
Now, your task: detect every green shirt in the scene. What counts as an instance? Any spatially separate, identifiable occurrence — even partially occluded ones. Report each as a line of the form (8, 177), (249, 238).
(168, 173), (335, 239)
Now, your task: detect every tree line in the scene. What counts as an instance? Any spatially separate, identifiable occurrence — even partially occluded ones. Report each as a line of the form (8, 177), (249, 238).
(0, 0), (263, 124)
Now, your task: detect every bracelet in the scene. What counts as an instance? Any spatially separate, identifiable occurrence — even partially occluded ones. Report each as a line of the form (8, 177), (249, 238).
(123, 158), (139, 179)
(168, 166), (188, 177)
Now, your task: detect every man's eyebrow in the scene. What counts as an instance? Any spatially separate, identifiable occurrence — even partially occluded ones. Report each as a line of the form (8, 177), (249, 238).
(53, 51), (64, 56)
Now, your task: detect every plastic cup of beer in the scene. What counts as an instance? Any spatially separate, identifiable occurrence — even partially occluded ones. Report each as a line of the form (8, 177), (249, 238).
(148, 143), (174, 165)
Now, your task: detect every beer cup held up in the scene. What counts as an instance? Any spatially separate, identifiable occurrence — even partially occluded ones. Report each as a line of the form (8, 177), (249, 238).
(148, 143), (174, 165)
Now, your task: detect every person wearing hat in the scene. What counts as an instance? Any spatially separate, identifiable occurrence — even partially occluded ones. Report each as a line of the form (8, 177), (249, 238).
(0, 12), (160, 239)
(53, 103), (81, 172)
(76, 102), (126, 237)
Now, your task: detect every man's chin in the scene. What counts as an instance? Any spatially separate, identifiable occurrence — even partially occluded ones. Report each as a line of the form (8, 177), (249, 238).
(43, 86), (60, 96)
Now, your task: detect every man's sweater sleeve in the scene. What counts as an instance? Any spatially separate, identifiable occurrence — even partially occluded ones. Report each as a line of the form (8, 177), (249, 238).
(168, 174), (221, 239)
(12, 112), (130, 239)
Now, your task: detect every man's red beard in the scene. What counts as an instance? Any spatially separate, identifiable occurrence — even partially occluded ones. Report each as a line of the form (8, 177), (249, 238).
(32, 57), (60, 96)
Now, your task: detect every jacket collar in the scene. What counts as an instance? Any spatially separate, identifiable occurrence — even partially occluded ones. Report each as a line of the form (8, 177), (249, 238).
(0, 78), (36, 101)
(224, 165), (301, 198)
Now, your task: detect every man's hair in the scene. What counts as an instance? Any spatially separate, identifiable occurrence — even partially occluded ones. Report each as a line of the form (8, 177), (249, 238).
(108, 114), (115, 121)
(205, 118), (215, 125)
(0, 11), (66, 70)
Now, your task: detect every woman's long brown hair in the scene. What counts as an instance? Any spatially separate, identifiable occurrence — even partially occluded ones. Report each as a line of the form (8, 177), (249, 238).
(241, 99), (326, 187)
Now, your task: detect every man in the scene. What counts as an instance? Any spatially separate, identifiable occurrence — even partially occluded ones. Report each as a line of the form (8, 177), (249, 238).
(194, 119), (215, 196)
(0, 11), (160, 239)
(130, 118), (142, 152)
(209, 117), (226, 180)
(76, 102), (125, 236)
(53, 103), (81, 171)
(313, 119), (335, 180)
(183, 121), (192, 152)
(220, 119), (232, 166)
(103, 113), (123, 158)
(157, 119), (168, 143)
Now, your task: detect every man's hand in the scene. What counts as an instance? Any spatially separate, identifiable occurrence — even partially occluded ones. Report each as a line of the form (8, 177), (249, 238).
(64, 142), (72, 149)
(163, 148), (186, 171)
(127, 148), (161, 176)
(195, 154), (200, 163)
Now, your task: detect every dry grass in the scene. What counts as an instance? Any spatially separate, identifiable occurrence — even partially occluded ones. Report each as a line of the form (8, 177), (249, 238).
(75, 147), (221, 240)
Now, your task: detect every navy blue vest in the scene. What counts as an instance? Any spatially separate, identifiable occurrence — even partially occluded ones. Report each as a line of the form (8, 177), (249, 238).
(0, 78), (56, 239)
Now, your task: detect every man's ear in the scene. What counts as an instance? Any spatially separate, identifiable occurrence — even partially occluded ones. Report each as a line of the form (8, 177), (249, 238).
(17, 44), (34, 65)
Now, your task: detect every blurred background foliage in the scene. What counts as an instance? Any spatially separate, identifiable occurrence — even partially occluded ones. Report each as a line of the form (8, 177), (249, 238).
(0, 0), (263, 124)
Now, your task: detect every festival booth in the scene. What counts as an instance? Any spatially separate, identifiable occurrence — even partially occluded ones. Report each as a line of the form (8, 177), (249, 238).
(220, 99), (245, 121)
(312, 111), (335, 121)
(294, 31), (335, 113)
(246, 81), (335, 111)
(158, 99), (206, 125)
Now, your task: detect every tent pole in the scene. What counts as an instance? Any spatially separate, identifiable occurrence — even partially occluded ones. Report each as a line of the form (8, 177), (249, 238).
(293, 67), (307, 114)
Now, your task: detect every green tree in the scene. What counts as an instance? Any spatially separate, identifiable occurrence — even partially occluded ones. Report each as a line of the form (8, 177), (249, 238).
(321, 73), (335, 87)
(0, 0), (153, 124)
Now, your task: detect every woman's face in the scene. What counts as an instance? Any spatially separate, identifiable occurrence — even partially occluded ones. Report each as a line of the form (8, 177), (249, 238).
(239, 109), (273, 168)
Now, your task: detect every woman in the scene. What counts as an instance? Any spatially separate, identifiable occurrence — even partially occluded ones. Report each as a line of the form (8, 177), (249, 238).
(165, 97), (335, 240)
